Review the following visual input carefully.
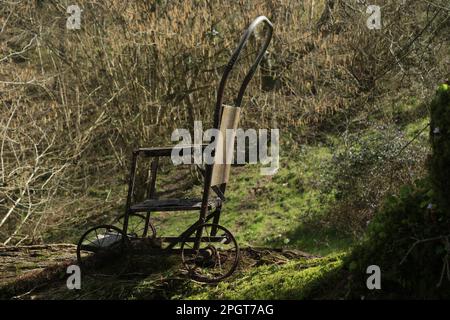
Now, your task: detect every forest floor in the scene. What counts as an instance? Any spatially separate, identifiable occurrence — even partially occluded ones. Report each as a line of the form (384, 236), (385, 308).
(0, 244), (321, 300)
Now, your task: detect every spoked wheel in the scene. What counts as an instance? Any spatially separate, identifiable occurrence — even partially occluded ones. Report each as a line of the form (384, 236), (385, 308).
(76, 224), (130, 277)
(181, 223), (240, 283)
(114, 213), (156, 239)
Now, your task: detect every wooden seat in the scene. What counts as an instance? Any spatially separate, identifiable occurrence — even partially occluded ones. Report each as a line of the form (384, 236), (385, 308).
(130, 198), (222, 213)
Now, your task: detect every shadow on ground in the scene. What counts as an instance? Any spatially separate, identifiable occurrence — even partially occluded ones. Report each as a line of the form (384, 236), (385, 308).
(0, 244), (316, 300)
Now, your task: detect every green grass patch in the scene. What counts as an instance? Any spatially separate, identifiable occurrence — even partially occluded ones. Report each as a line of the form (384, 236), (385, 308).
(184, 253), (345, 300)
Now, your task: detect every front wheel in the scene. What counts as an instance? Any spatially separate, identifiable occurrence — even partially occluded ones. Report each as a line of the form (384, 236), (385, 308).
(181, 223), (240, 283)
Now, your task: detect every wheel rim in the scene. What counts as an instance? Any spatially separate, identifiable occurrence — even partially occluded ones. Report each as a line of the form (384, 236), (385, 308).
(76, 224), (130, 277)
(181, 223), (240, 283)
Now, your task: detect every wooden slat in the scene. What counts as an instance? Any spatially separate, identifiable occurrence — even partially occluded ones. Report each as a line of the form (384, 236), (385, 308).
(130, 198), (221, 213)
(136, 144), (208, 157)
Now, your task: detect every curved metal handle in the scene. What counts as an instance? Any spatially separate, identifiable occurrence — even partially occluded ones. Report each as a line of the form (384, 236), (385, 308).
(213, 16), (273, 128)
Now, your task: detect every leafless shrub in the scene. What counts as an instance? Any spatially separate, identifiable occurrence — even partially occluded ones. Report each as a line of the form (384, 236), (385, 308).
(0, 0), (448, 244)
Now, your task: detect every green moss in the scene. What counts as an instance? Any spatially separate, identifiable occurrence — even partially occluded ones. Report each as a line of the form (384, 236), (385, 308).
(185, 253), (345, 300)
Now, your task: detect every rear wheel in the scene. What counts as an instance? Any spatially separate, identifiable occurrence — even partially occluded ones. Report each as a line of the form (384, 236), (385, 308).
(76, 224), (130, 277)
(181, 223), (240, 283)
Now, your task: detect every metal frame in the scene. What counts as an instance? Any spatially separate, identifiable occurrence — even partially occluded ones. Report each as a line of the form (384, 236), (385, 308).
(121, 16), (273, 252)
(79, 16), (273, 281)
